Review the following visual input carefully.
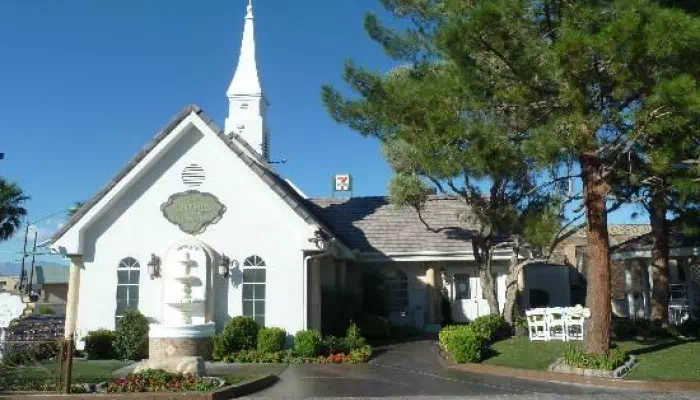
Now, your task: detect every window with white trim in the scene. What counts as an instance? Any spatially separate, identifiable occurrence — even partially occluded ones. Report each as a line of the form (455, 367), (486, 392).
(385, 270), (409, 312)
(242, 255), (266, 326)
(116, 257), (140, 321)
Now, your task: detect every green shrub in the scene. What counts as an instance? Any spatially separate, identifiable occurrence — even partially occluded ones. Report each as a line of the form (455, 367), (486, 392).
(4, 341), (60, 366)
(469, 315), (510, 343)
(231, 349), (287, 363)
(347, 344), (373, 363)
(37, 305), (54, 315)
(294, 330), (323, 358)
(345, 322), (367, 350)
(257, 327), (286, 354)
(358, 314), (390, 340)
(563, 344), (628, 371)
(84, 329), (116, 360)
(113, 310), (150, 361)
(438, 325), (483, 363)
(323, 335), (350, 354)
(213, 317), (259, 360)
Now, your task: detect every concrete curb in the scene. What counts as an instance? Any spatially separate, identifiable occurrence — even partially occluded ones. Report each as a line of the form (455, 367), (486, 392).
(448, 362), (700, 393)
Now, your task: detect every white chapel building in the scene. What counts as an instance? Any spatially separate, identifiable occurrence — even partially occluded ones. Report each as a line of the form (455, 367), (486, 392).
(50, 1), (520, 358)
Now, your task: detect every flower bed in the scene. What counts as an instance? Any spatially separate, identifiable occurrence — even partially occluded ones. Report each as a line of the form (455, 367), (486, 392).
(107, 369), (223, 393)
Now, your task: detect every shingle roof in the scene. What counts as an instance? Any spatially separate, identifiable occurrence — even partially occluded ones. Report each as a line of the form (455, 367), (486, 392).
(307, 196), (479, 254)
(612, 228), (700, 253)
(51, 105), (337, 245)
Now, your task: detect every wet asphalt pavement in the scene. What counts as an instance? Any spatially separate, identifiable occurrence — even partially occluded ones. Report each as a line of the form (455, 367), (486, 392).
(247, 340), (700, 399)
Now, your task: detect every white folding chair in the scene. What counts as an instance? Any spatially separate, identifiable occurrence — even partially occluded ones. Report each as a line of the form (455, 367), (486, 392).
(565, 308), (585, 341)
(547, 307), (567, 341)
(526, 308), (548, 341)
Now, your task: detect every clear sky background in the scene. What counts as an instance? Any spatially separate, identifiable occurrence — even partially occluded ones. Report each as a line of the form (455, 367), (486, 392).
(0, 0), (644, 263)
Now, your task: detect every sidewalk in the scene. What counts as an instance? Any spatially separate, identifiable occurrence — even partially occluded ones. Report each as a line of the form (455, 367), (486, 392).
(449, 362), (700, 393)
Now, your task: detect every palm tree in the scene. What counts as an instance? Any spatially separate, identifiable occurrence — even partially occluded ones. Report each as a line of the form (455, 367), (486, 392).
(0, 178), (29, 241)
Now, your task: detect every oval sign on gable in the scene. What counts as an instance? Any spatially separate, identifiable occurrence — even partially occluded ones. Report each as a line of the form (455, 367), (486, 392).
(161, 191), (227, 235)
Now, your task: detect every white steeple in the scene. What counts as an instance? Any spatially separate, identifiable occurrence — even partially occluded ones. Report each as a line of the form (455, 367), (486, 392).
(225, 0), (269, 160)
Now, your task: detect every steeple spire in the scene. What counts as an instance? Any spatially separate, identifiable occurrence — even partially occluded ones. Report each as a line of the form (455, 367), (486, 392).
(225, 0), (269, 160)
(227, 0), (262, 97)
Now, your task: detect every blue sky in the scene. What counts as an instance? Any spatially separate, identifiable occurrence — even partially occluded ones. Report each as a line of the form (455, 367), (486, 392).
(0, 0), (644, 263)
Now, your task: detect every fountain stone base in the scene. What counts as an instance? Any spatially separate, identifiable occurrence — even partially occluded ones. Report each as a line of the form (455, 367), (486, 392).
(149, 323), (215, 360)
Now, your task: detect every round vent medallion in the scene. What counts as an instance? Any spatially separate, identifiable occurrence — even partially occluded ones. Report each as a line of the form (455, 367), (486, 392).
(181, 164), (205, 188)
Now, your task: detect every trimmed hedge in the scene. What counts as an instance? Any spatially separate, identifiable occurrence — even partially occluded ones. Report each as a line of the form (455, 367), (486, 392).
(438, 325), (484, 363)
(84, 329), (116, 360)
(113, 310), (149, 361)
(257, 327), (286, 353)
(213, 317), (259, 360)
(294, 329), (323, 358)
(469, 315), (510, 343)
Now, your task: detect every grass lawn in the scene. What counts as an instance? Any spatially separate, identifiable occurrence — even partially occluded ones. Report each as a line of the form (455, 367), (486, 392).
(19, 359), (132, 384)
(482, 336), (700, 381)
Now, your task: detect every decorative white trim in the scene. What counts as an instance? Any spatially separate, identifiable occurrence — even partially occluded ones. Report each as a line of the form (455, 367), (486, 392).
(356, 249), (514, 263)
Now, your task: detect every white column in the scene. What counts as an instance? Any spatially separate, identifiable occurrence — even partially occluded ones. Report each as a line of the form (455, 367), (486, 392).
(639, 260), (651, 319)
(625, 266), (635, 320)
(64, 255), (83, 339)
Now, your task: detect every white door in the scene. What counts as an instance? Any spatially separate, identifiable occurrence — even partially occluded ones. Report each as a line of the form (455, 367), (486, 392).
(450, 271), (489, 322)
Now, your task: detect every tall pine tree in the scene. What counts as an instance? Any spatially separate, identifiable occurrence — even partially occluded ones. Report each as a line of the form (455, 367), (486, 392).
(325, 0), (700, 354)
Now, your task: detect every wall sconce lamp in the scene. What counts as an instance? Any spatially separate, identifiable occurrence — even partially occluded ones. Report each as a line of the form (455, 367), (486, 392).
(308, 230), (328, 250)
(147, 254), (161, 280)
(219, 254), (239, 278)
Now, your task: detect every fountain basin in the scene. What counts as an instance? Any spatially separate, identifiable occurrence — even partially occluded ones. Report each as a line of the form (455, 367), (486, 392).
(148, 323), (216, 360)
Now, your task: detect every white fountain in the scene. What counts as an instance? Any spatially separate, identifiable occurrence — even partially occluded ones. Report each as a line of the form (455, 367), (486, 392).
(148, 240), (216, 364)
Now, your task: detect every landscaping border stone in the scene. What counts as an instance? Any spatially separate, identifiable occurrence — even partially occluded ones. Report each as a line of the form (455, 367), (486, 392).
(548, 356), (638, 379)
(0, 374), (278, 400)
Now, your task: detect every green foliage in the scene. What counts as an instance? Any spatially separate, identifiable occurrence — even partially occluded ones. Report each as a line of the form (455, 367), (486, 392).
(611, 318), (698, 340)
(212, 317), (259, 360)
(469, 315), (511, 343)
(347, 345), (373, 364)
(358, 314), (390, 340)
(84, 329), (116, 360)
(438, 325), (484, 363)
(229, 349), (289, 364)
(113, 310), (149, 361)
(257, 327), (286, 354)
(37, 305), (54, 315)
(293, 330), (323, 358)
(3, 341), (60, 366)
(563, 344), (628, 371)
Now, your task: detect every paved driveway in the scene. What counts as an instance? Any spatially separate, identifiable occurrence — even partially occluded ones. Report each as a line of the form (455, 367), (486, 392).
(249, 339), (696, 399)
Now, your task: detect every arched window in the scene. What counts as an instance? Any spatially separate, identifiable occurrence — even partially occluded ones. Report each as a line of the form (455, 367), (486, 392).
(385, 270), (409, 312)
(116, 257), (140, 320)
(242, 255), (266, 326)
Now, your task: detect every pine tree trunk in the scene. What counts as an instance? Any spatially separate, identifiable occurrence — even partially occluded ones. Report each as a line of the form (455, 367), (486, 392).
(649, 187), (670, 324)
(502, 252), (522, 325)
(479, 269), (500, 315)
(581, 154), (612, 355)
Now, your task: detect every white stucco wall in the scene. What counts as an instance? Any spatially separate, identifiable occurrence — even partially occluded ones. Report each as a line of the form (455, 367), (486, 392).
(66, 118), (319, 341)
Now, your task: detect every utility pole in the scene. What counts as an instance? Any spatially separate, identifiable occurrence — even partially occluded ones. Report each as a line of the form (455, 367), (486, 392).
(28, 231), (38, 295)
(18, 225), (29, 293)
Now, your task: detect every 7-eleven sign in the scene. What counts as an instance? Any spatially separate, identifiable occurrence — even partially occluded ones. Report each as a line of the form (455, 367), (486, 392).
(334, 174), (352, 192)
